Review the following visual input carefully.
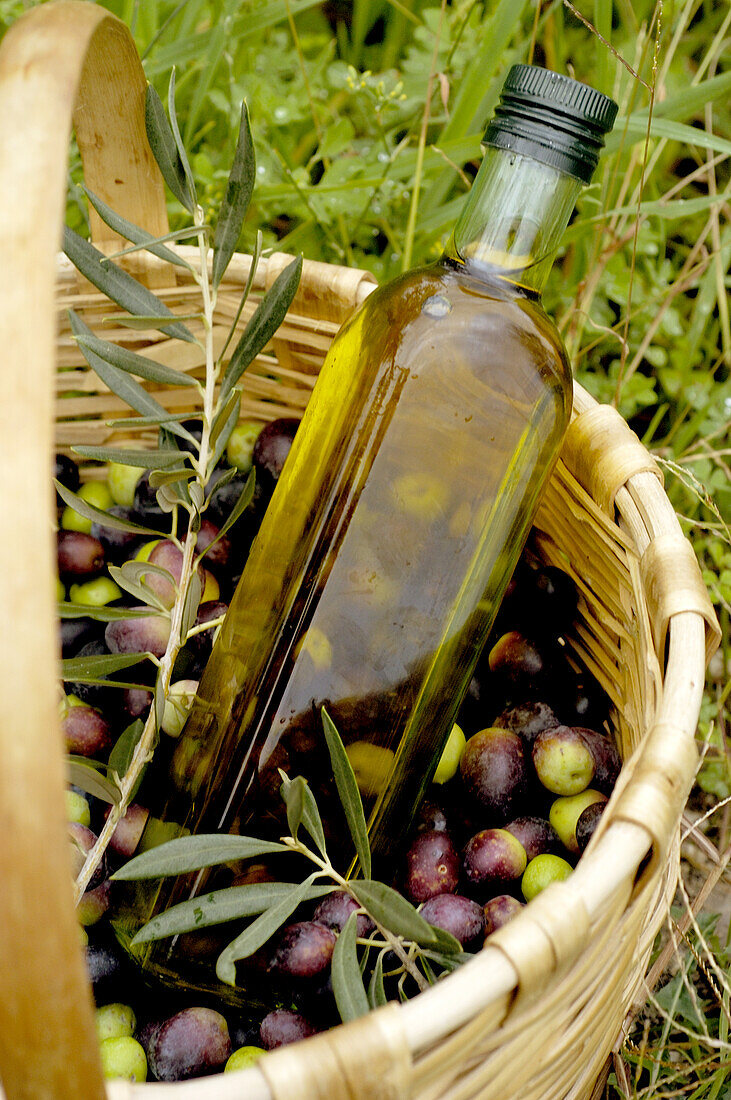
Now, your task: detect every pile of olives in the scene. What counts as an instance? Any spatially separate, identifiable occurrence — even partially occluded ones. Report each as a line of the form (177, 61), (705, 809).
(55, 416), (619, 1083)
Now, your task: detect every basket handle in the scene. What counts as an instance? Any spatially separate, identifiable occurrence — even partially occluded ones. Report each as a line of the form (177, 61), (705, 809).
(0, 4), (169, 1096)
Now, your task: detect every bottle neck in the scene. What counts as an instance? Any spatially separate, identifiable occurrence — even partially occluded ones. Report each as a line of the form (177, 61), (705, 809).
(447, 146), (583, 294)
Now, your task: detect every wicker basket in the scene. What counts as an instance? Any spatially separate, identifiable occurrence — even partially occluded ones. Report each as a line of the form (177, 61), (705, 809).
(0, 4), (721, 1099)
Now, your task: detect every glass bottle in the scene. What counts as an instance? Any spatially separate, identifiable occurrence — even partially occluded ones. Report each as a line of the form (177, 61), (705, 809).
(114, 66), (617, 999)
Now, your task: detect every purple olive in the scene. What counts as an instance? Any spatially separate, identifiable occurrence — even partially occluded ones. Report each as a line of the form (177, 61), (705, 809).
(68, 823), (106, 890)
(574, 727), (621, 794)
(192, 519), (233, 574)
(404, 830), (460, 904)
(463, 828), (527, 893)
(104, 802), (149, 859)
(269, 921), (336, 980)
(185, 600), (228, 676)
(57, 531), (105, 579)
(121, 687), (153, 720)
(147, 1007), (231, 1082)
(65, 639), (115, 710)
(90, 505), (141, 564)
(459, 728), (528, 821)
(313, 891), (374, 938)
(504, 816), (560, 861)
(253, 418), (299, 485)
(488, 631), (548, 692)
(260, 1009), (317, 1050)
(420, 894), (484, 950)
(576, 800), (607, 851)
(483, 894), (524, 936)
(105, 611), (171, 659)
(84, 935), (132, 1003)
(414, 799), (450, 834)
(132, 470), (176, 533)
(492, 701), (559, 747)
(59, 616), (103, 657)
(62, 703), (113, 758)
(142, 540), (184, 609)
(55, 453), (80, 498)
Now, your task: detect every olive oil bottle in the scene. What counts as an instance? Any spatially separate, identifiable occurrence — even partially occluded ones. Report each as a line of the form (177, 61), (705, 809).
(115, 66), (617, 998)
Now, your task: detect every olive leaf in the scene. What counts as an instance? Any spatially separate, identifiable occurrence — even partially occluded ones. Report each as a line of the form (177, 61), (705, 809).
(219, 229), (263, 364)
(108, 720), (147, 798)
(63, 230), (194, 343)
(167, 70), (197, 210)
(62, 652), (149, 680)
(148, 468), (197, 489)
(212, 99), (255, 289)
(214, 470), (256, 540)
(58, 603), (156, 621)
(421, 948), (471, 971)
(107, 563), (173, 612)
(321, 707), (371, 878)
(55, 480), (159, 536)
(105, 412), (198, 432)
(106, 225), (206, 261)
(348, 881), (439, 948)
(206, 393), (242, 475)
(332, 912), (370, 1023)
(112, 833), (293, 880)
(145, 82), (195, 213)
(276, 773), (327, 855)
(368, 950), (388, 1009)
(83, 186), (192, 269)
(216, 873), (320, 985)
(424, 926), (463, 957)
(68, 312), (194, 442)
(219, 254), (303, 404)
(71, 446), (189, 468)
(73, 333), (198, 389)
(180, 571), (203, 643)
(132, 881), (334, 945)
(281, 773), (306, 840)
(67, 758), (121, 805)
(107, 313), (203, 329)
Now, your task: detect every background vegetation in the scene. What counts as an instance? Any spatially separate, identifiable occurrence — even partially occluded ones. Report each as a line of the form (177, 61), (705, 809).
(1, 0), (730, 1094)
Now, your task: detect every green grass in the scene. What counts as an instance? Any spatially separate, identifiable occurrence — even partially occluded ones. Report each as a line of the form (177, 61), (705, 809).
(2, 0), (730, 1093)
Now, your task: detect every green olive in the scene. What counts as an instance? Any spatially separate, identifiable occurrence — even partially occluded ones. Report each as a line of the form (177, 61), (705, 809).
(134, 539), (162, 562)
(224, 1045), (266, 1073)
(162, 680), (199, 739)
(295, 627), (333, 671)
(99, 1036), (147, 1082)
(96, 1003), (136, 1042)
(433, 723), (466, 785)
(61, 480), (114, 532)
(227, 420), (263, 472)
(107, 461), (142, 507)
(392, 472), (449, 522)
(68, 576), (122, 607)
(345, 741), (395, 798)
(65, 790), (91, 827)
(521, 853), (573, 901)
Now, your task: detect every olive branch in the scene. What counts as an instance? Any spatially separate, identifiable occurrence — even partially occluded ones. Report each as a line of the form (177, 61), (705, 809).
(112, 708), (469, 1022)
(58, 73), (302, 900)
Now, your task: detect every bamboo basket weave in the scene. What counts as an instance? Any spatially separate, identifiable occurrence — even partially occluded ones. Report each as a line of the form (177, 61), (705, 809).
(0, 5), (721, 1099)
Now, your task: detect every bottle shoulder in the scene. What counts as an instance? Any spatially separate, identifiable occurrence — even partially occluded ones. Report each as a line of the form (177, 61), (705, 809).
(339, 259), (572, 398)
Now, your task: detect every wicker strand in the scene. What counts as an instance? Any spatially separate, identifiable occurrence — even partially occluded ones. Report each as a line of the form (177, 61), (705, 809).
(561, 403), (664, 514)
(259, 1005), (411, 1100)
(641, 532), (721, 665)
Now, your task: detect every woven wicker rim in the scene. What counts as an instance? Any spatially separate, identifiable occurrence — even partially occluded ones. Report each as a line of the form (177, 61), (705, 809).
(0, 5), (719, 1099)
